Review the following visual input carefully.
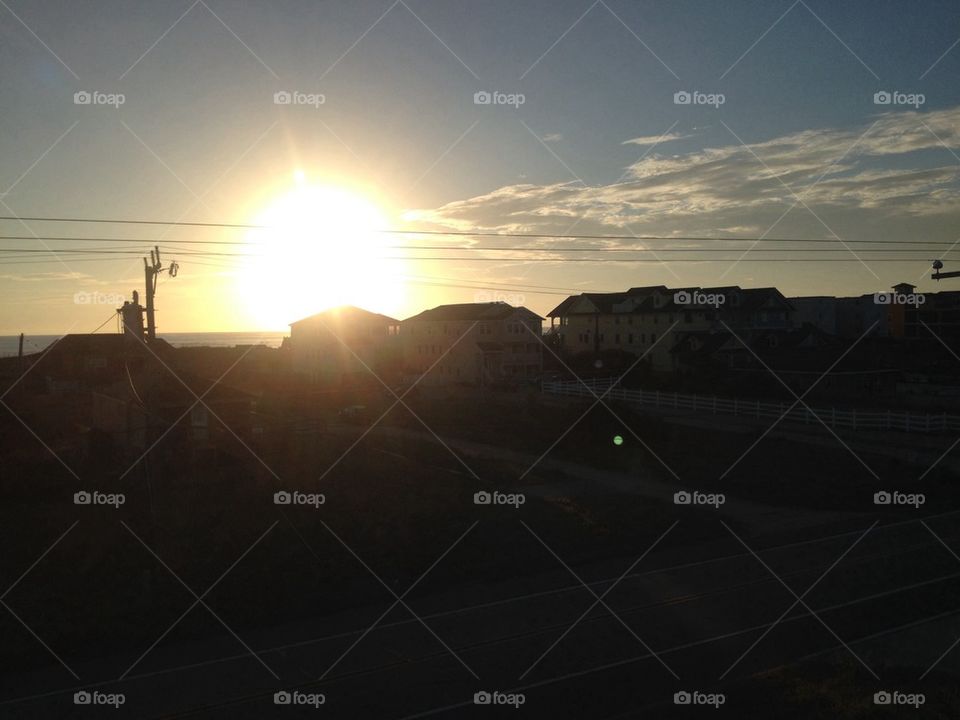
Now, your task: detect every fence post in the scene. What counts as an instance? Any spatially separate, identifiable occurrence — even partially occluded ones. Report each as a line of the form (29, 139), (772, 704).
(693, 394), (697, 411)
(852, 408), (856, 431)
(713, 396), (716, 414)
(656, 390), (660, 408)
(756, 400), (760, 418)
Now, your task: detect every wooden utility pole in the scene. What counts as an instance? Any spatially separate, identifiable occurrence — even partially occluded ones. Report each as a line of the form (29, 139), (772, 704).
(144, 246), (161, 341)
(142, 246), (177, 342)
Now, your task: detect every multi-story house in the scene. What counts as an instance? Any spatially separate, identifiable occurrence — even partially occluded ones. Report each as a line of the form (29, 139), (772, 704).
(401, 302), (543, 385)
(289, 306), (400, 384)
(547, 285), (793, 371)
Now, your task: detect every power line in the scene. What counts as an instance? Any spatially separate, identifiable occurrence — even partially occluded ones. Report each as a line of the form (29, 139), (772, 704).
(0, 254), (941, 266)
(0, 215), (954, 246)
(0, 233), (956, 248)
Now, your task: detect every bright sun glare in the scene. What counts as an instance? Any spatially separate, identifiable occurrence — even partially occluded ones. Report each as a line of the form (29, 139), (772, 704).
(237, 177), (404, 329)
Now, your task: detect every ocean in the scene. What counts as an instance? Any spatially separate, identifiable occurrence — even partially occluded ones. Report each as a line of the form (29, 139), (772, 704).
(0, 332), (288, 357)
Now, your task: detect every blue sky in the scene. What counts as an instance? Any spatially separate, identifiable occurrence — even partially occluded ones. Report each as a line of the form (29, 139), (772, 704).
(2, 0), (960, 332)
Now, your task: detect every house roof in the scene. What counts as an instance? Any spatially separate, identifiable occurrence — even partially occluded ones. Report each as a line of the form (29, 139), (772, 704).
(290, 305), (399, 327)
(403, 302), (543, 323)
(548, 286), (794, 316)
(44, 333), (166, 358)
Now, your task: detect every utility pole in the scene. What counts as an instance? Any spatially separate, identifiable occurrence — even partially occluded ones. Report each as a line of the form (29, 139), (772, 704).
(144, 247), (161, 341)
(143, 246), (178, 342)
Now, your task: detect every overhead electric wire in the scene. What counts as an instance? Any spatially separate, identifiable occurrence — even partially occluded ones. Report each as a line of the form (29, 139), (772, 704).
(0, 215), (955, 247)
(0, 232), (956, 249)
(0, 254), (944, 265)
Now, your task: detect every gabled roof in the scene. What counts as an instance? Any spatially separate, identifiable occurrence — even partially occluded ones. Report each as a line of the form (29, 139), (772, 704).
(403, 302), (543, 323)
(549, 286), (795, 316)
(290, 305), (399, 327)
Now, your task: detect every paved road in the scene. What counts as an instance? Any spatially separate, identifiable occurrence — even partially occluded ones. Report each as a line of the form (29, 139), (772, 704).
(3, 510), (960, 719)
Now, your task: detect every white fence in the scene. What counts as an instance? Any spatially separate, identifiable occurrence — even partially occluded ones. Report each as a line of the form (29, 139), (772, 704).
(542, 378), (960, 434)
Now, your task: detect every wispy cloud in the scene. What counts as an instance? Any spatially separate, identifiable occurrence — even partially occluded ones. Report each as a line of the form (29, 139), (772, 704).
(622, 131), (692, 146)
(409, 108), (960, 249)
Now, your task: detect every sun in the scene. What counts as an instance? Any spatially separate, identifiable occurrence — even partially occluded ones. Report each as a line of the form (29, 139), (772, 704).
(236, 178), (405, 329)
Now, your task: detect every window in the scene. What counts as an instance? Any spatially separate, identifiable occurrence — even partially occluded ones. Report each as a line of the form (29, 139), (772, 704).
(615, 333), (620, 343)
(628, 334), (634, 344)
(651, 333), (656, 343)
(615, 316), (620, 325)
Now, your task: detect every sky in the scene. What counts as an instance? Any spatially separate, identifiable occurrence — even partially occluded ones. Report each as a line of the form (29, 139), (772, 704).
(1, 0), (959, 333)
